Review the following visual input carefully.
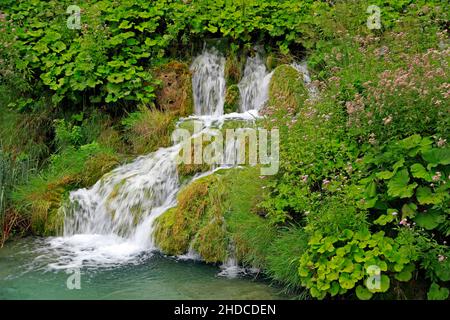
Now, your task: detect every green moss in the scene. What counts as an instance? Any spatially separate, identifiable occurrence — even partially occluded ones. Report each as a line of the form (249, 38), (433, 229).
(176, 134), (212, 182)
(176, 119), (198, 135)
(79, 153), (120, 186)
(192, 217), (228, 263)
(153, 175), (221, 256)
(224, 85), (240, 114)
(154, 165), (309, 293)
(153, 207), (189, 254)
(267, 64), (308, 113)
(220, 167), (275, 268)
(30, 194), (65, 236)
(155, 166), (275, 263)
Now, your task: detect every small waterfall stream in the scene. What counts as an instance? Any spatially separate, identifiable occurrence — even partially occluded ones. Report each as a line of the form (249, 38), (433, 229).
(191, 48), (226, 116)
(239, 52), (273, 112)
(42, 47), (311, 272)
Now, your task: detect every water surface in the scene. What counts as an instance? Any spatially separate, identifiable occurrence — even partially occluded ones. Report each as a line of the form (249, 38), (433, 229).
(0, 237), (286, 300)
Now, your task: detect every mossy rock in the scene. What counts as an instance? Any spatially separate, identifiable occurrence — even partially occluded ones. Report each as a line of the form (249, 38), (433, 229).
(79, 152), (120, 186)
(266, 64), (308, 114)
(176, 119), (198, 135)
(153, 166), (275, 266)
(30, 197), (65, 236)
(176, 133), (213, 182)
(224, 85), (240, 114)
(153, 61), (194, 117)
(225, 55), (244, 85)
(153, 207), (189, 255)
(153, 175), (221, 256)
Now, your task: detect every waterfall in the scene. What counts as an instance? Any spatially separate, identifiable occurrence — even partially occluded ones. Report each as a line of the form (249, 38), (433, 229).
(190, 47), (226, 116)
(238, 52), (273, 112)
(45, 47), (280, 269)
(63, 146), (180, 241)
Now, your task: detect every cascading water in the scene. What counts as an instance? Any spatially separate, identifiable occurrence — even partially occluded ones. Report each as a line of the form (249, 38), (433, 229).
(238, 52), (273, 112)
(39, 47), (313, 272)
(190, 47), (226, 116)
(43, 48), (231, 269)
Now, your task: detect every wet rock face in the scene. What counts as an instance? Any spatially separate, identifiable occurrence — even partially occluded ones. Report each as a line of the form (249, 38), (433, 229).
(154, 61), (194, 117)
(224, 84), (240, 114)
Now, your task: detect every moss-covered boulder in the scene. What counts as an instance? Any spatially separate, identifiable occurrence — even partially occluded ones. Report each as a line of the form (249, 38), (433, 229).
(224, 85), (240, 114)
(265, 64), (308, 115)
(153, 174), (226, 261)
(176, 133), (213, 182)
(154, 167), (274, 264)
(154, 61), (194, 117)
(153, 166), (309, 289)
(28, 180), (69, 236)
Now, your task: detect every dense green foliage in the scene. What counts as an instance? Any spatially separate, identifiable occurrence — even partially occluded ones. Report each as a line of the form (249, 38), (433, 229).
(259, 1), (449, 300)
(0, 0), (449, 300)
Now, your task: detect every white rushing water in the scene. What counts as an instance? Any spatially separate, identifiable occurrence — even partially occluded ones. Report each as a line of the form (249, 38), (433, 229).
(191, 47), (226, 116)
(238, 52), (274, 112)
(40, 47), (312, 272)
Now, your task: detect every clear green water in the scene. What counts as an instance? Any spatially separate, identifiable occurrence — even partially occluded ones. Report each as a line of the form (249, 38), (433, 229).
(0, 238), (286, 300)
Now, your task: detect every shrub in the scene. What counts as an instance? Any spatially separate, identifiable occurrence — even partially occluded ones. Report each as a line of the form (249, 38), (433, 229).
(358, 135), (450, 238)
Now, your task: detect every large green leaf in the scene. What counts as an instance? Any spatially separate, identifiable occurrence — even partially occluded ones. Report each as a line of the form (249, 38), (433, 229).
(422, 148), (450, 166)
(427, 283), (449, 300)
(355, 285), (373, 300)
(51, 41), (66, 53)
(415, 210), (444, 230)
(435, 259), (450, 282)
(395, 264), (414, 282)
(43, 30), (61, 42)
(410, 163), (433, 182)
(387, 169), (417, 198)
(399, 134), (422, 149)
(376, 170), (394, 180)
(416, 186), (445, 205)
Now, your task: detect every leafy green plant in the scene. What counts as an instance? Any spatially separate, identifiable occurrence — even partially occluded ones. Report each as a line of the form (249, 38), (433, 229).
(298, 229), (418, 300)
(428, 283), (450, 300)
(359, 135), (450, 236)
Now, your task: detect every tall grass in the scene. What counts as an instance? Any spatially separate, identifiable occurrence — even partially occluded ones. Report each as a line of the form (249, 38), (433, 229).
(0, 150), (39, 246)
